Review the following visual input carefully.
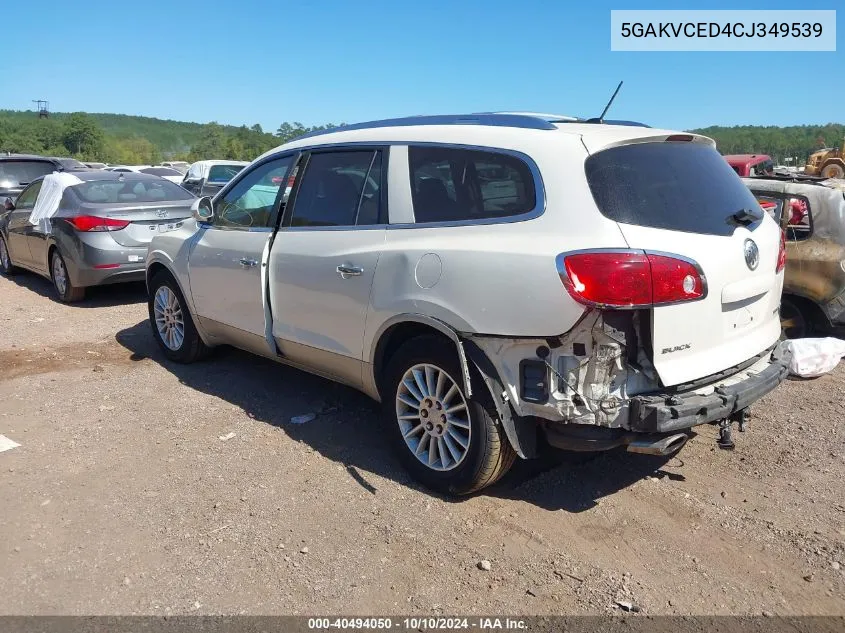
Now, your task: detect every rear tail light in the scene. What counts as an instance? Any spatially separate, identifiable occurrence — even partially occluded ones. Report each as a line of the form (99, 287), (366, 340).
(557, 250), (706, 308)
(68, 216), (130, 232)
(776, 230), (787, 273)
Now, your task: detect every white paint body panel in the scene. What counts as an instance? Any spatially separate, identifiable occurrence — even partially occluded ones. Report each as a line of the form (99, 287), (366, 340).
(149, 118), (785, 412)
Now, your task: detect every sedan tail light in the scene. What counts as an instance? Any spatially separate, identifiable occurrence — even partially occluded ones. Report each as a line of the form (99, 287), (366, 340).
(557, 250), (706, 309)
(67, 216), (130, 232)
(776, 230), (787, 273)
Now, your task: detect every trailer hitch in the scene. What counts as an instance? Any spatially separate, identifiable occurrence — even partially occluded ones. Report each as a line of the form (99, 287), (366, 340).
(717, 408), (750, 450)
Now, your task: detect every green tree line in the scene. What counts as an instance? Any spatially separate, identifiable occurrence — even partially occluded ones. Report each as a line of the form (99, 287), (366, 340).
(691, 123), (845, 165)
(0, 110), (338, 165)
(1, 109), (842, 167)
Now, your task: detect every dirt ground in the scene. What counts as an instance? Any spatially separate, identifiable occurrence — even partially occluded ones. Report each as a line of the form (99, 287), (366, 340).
(0, 271), (843, 617)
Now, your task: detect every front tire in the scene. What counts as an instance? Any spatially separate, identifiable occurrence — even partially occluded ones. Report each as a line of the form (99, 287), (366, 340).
(821, 163), (845, 179)
(148, 271), (208, 363)
(50, 250), (85, 302)
(0, 235), (18, 276)
(383, 336), (516, 495)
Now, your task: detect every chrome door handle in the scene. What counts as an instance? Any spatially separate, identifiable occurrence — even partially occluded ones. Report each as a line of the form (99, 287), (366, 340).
(336, 264), (363, 278)
(239, 257), (258, 268)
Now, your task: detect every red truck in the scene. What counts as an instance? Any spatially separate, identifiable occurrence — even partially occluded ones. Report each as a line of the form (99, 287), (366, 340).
(723, 154), (774, 177)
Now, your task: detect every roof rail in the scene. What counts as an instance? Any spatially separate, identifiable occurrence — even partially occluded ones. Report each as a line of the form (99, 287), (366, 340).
(294, 113), (560, 141)
(292, 112), (651, 142)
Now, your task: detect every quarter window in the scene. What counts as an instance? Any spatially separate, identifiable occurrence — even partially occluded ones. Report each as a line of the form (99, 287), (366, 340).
(289, 151), (382, 227)
(213, 156), (293, 228)
(408, 146), (536, 223)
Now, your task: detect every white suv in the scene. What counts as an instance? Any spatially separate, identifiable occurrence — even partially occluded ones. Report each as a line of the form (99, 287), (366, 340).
(145, 113), (790, 495)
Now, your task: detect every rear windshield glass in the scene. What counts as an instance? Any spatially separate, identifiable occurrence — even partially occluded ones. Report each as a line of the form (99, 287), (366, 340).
(140, 167), (181, 176)
(0, 161), (56, 187)
(208, 164), (244, 183)
(71, 179), (194, 203)
(585, 142), (762, 237)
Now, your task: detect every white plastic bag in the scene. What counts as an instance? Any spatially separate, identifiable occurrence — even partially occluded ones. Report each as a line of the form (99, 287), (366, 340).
(780, 337), (845, 378)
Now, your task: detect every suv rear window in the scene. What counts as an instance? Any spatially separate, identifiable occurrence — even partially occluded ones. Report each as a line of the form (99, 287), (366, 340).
(409, 146), (536, 223)
(208, 164), (244, 183)
(585, 142), (762, 237)
(0, 160), (56, 187)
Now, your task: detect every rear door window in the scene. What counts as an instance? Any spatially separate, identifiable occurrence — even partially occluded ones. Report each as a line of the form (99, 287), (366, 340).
(408, 146), (536, 223)
(0, 161), (55, 187)
(288, 150), (383, 227)
(585, 142), (762, 237)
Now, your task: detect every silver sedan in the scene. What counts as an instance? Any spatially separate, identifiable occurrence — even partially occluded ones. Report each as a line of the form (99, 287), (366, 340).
(0, 170), (195, 302)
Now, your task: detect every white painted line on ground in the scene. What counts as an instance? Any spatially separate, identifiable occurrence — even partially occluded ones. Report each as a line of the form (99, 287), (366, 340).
(0, 434), (21, 453)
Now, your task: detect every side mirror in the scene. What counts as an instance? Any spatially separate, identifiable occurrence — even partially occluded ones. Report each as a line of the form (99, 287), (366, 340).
(3, 197), (14, 211)
(192, 196), (214, 223)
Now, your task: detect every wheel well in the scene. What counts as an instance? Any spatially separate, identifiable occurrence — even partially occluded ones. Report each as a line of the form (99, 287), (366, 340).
(373, 322), (455, 398)
(146, 262), (169, 290)
(47, 244), (57, 276)
(782, 293), (830, 332)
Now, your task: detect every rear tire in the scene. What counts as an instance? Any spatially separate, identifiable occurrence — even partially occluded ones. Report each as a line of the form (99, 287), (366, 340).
(382, 335), (516, 495)
(780, 296), (811, 340)
(0, 235), (18, 276)
(148, 271), (208, 363)
(50, 250), (85, 302)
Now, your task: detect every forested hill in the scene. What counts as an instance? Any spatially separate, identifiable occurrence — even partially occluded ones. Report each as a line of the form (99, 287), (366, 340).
(0, 110), (214, 155)
(0, 109), (336, 164)
(690, 123), (845, 164)
(0, 108), (842, 165)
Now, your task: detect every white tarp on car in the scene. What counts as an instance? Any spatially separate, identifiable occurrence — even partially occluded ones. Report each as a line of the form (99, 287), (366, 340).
(28, 172), (83, 231)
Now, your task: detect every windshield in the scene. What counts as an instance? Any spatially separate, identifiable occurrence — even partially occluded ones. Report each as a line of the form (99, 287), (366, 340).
(208, 164), (245, 183)
(140, 167), (182, 176)
(71, 178), (195, 203)
(585, 142), (762, 237)
(0, 160), (56, 188)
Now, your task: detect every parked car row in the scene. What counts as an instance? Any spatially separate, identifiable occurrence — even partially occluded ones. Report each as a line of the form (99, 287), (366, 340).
(2, 112), (824, 496)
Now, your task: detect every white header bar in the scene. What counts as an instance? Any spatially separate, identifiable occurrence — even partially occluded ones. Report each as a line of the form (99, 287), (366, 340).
(611, 10), (836, 51)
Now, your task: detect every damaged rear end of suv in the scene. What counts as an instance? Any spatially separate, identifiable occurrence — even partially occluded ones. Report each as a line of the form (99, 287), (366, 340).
(462, 128), (791, 469)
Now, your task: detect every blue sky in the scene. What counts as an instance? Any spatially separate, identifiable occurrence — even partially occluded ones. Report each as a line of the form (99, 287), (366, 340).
(2, 0), (841, 131)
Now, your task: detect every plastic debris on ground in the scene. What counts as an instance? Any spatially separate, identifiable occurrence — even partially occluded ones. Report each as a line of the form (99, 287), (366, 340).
(218, 432), (236, 441)
(778, 337), (845, 378)
(290, 413), (316, 425)
(0, 435), (21, 453)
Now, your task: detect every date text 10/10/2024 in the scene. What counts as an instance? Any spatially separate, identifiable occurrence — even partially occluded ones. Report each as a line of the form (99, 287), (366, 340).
(307, 618), (527, 630)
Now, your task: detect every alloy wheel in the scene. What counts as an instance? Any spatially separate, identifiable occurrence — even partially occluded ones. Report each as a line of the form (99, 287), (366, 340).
(52, 255), (67, 295)
(395, 363), (471, 471)
(0, 238), (9, 270)
(153, 286), (185, 351)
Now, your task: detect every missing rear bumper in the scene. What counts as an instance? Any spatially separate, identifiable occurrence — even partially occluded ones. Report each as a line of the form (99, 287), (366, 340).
(628, 344), (791, 433)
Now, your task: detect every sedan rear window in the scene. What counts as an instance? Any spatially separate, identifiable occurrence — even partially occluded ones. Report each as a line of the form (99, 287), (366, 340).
(72, 179), (195, 203)
(140, 167), (182, 176)
(585, 142), (763, 237)
(0, 161), (56, 187)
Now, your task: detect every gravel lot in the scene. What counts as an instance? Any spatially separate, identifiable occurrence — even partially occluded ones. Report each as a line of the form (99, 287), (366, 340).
(1, 271), (843, 616)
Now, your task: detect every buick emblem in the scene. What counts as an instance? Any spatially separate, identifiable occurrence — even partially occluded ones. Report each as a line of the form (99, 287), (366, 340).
(744, 239), (759, 271)
(155, 209), (167, 219)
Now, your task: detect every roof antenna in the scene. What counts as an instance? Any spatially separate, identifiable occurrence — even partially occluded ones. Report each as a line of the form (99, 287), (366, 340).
(589, 81), (623, 124)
